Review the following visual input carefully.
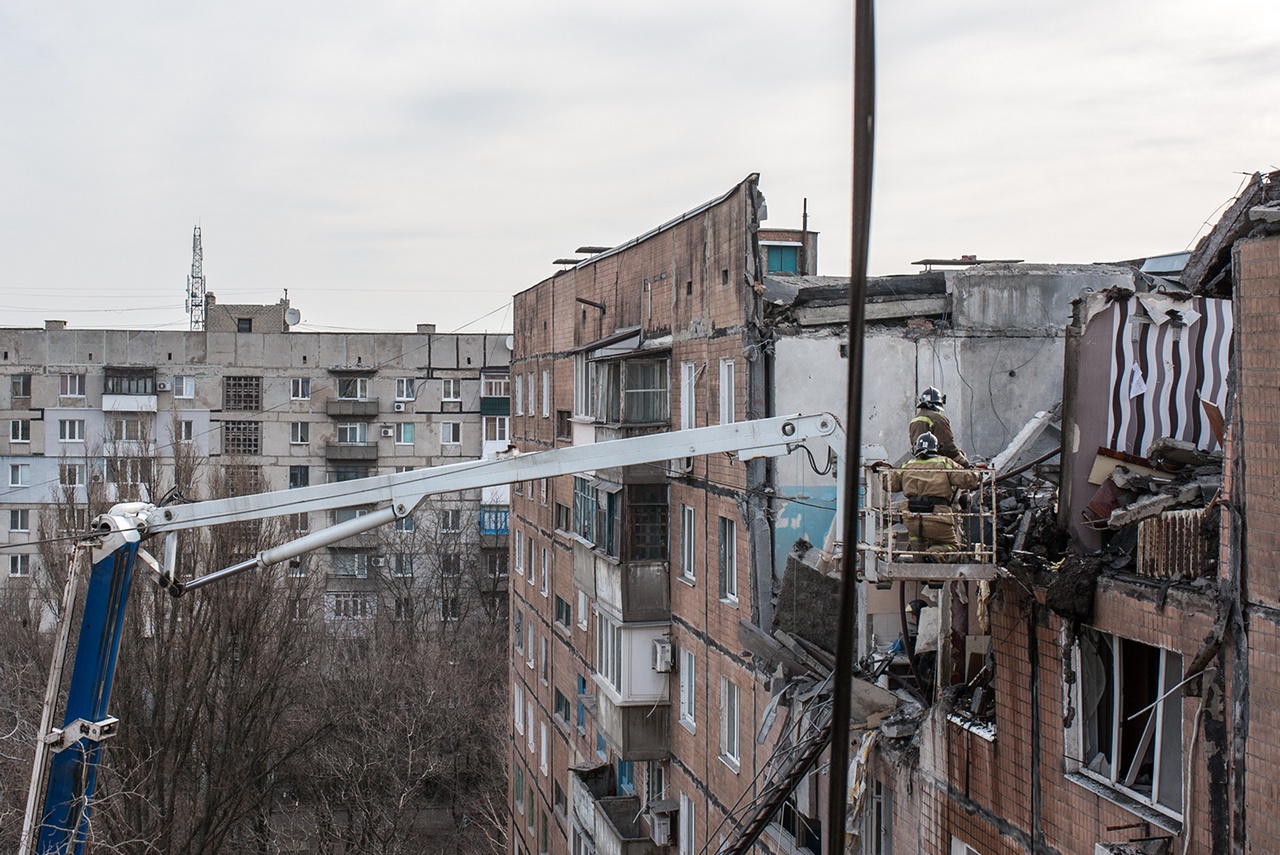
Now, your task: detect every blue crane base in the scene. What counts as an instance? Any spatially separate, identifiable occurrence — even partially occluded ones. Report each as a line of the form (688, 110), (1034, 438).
(36, 542), (138, 855)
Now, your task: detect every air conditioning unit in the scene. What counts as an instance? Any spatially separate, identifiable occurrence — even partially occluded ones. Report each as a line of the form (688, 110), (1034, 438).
(667, 456), (693, 477)
(652, 638), (673, 673)
(648, 811), (672, 846)
(370, 556), (387, 568)
(393, 402), (407, 412)
(156, 381), (171, 392)
(646, 800), (678, 846)
(380, 427), (394, 438)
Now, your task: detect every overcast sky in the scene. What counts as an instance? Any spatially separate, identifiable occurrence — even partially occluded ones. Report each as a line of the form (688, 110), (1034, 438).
(1, 1), (1276, 334)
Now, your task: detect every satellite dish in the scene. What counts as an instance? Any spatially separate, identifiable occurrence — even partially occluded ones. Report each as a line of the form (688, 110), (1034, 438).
(285, 308), (301, 326)
(504, 335), (514, 351)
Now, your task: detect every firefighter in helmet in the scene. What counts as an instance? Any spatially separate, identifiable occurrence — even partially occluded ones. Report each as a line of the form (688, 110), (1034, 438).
(909, 386), (970, 467)
(889, 431), (983, 557)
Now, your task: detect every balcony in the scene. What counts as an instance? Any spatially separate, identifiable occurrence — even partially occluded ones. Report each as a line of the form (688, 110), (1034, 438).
(594, 688), (669, 762)
(326, 398), (380, 418)
(594, 558), (668, 623)
(571, 765), (662, 855)
(325, 442), (379, 462)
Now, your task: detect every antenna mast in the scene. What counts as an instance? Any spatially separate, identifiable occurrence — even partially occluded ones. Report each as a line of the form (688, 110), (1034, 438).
(185, 226), (206, 331)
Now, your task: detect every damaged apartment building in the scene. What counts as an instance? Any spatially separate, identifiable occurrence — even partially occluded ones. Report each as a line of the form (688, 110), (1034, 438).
(506, 172), (1158, 855)
(852, 169), (1280, 855)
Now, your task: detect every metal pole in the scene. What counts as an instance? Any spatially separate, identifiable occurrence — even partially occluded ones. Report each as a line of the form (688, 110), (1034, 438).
(828, 0), (875, 850)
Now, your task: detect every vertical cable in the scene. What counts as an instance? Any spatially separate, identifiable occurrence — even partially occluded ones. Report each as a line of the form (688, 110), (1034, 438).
(828, 0), (875, 849)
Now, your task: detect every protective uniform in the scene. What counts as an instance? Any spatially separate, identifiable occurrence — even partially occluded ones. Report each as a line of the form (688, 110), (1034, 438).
(889, 443), (982, 554)
(908, 400), (969, 467)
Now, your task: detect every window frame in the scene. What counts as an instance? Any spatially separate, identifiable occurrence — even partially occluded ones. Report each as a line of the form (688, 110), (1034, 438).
(719, 516), (738, 602)
(290, 377), (311, 400)
(441, 421), (462, 445)
(60, 373), (86, 398)
(679, 647), (696, 730)
(10, 463), (30, 487)
(720, 677), (740, 769)
(395, 377), (416, 401)
(395, 422), (415, 445)
(679, 504), (696, 583)
(336, 377), (369, 400)
(58, 419), (86, 442)
(173, 375), (195, 399)
(10, 419), (30, 443)
(441, 377), (461, 402)
(719, 357), (735, 425)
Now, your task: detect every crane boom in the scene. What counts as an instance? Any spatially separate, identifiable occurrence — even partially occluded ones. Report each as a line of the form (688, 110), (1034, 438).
(21, 413), (842, 855)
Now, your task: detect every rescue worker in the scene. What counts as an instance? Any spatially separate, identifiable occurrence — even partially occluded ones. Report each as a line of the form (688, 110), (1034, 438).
(889, 431), (983, 558)
(909, 386), (970, 467)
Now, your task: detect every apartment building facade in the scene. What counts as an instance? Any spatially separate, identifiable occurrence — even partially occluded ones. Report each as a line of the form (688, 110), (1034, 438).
(0, 310), (512, 627)
(508, 174), (845, 855)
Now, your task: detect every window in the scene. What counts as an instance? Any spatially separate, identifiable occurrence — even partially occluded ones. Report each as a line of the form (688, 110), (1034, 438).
(60, 463), (86, 487)
(10, 419), (30, 443)
(332, 465), (370, 482)
(577, 674), (588, 731)
(555, 595), (572, 628)
(178, 420), (194, 442)
(573, 355), (595, 418)
(483, 374), (509, 397)
(540, 479), (548, 505)
(527, 535), (535, 584)
(223, 376), (262, 411)
(288, 466), (310, 489)
(514, 684), (525, 734)
(556, 410), (572, 440)
(1074, 628), (1184, 816)
(719, 358), (735, 425)
(680, 361), (696, 430)
(10, 463), (29, 487)
(950, 840), (982, 855)
(222, 421), (261, 455)
(539, 723), (548, 775)
(618, 760), (635, 795)
(645, 760), (666, 805)
(290, 422), (310, 444)
(441, 553), (462, 577)
(527, 702), (535, 750)
(393, 511), (415, 532)
(597, 614), (623, 693)
(396, 377), (415, 400)
(766, 244), (800, 274)
(441, 508), (462, 531)
(572, 477), (596, 543)
(393, 596), (412, 621)
(395, 423), (414, 445)
(10, 509), (29, 532)
(107, 458), (153, 486)
(484, 416), (509, 442)
(58, 419), (85, 442)
(292, 512), (310, 532)
(554, 781), (567, 817)
(11, 374), (31, 398)
(60, 373), (86, 397)
(337, 377), (369, 400)
(555, 502), (571, 532)
(526, 625), (535, 668)
(720, 677), (740, 767)
(868, 780), (893, 855)
(440, 596), (460, 621)
(540, 635), (549, 684)
(577, 590), (589, 630)
(112, 417), (143, 442)
(513, 761), (525, 814)
(540, 548), (549, 597)
(236, 317), (253, 333)
(441, 378), (461, 401)
(515, 530), (526, 576)
(393, 553), (414, 577)
(288, 558), (308, 578)
(441, 422), (461, 445)
(719, 517), (738, 601)
(680, 647), (696, 729)
(627, 484), (668, 561)
(593, 358), (669, 424)
(173, 375), (195, 399)
(541, 370), (550, 418)
(680, 504), (696, 582)
(527, 372), (536, 420)
(514, 374), (524, 415)
(336, 422), (368, 444)
(104, 367), (155, 395)
(330, 592), (374, 620)
(515, 610), (525, 654)
(290, 377), (311, 400)
(332, 552), (369, 578)
(539, 809), (549, 855)
(678, 793), (695, 855)
(9, 554), (31, 577)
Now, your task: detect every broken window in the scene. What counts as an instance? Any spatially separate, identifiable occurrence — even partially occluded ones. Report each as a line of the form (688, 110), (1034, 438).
(584, 356), (669, 424)
(336, 377), (368, 400)
(1075, 628), (1183, 816)
(572, 477), (596, 543)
